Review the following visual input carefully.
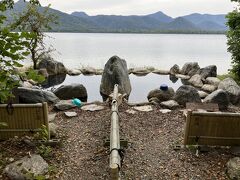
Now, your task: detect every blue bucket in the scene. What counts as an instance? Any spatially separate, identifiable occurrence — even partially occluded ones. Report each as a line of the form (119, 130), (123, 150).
(160, 84), (168, 91)
(72, 98), (82, 107)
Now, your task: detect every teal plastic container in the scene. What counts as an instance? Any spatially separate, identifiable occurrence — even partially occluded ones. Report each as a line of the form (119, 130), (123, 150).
(72, 98), (82, 107)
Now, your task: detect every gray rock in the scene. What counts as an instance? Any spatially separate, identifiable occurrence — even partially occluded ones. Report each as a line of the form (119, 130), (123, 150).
(48, 113), (56, 122)
(147, 88), (175, 103)
(54, 100), (76, 111)
(201, 84), (217, 93)
(17, 87), (60, 104)
(226, 157), (240, 180)
(175, 74), (190, 80)
(152, 69), (170, 75)
(174, 85), (201, 106)
(54, 84), (87, 102)
(198, 91), (209, 99)
(131, 67), (151, 76)
(38, 55), (67, 75)
(100, 56), (131, 101)
(159, 109), (172, 114)
(181, 62), (200, 76)
(67, 69), (81, 76)
(160, 100), (179, 109)
(4, 154), (48, 180)
(203, 89), (229, 110)
(206, 77), (221, 86)
(80, 67), (97, 75)
(218, 78), (240, 104)
(133, 105), (153, 112)
(197, 65), (217, 79)
(170, 64), (180, 75)
(81, 104), (105, 111)
(37, 68), (49, 78)
(49, 123), (58, 137)
(188, 74), (203, 88)
(64, 111), (77, 117)
(22, 81), (33, 88)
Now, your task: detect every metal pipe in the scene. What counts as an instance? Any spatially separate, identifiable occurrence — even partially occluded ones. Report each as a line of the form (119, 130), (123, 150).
(110, 84), (121, 180)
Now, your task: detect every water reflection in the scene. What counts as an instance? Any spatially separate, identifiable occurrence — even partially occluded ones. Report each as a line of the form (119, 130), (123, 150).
(42, 74), (66, 88)
(43, 73), (182, 103)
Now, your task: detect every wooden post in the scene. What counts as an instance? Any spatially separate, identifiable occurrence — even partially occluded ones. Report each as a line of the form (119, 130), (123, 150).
(110, 84), (121, 180)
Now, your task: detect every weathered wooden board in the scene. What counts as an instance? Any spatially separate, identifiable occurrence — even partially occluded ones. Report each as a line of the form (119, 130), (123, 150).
(184, 111), (240, 146)
(186, 103), (219, 112)
(0, 103), (49, 140)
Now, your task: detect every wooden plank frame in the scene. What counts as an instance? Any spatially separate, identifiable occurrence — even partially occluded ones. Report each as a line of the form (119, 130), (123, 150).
(0, 103), (49, 140)
(184, 110), (240, 146)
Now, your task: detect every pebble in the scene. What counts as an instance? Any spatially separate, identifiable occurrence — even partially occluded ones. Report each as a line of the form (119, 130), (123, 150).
(64, 112), (78, 117)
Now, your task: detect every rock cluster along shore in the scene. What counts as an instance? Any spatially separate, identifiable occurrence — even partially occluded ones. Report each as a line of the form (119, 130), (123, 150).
(14, 55), (240, 112)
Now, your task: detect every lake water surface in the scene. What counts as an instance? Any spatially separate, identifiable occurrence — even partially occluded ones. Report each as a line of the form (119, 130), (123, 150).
(41, 33), (231, 102)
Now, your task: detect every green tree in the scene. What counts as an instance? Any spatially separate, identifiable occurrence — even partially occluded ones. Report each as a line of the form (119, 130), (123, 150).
(14, 3), (57, 69)
(0, 0), (39, 103)
(227, 0), (240, 82)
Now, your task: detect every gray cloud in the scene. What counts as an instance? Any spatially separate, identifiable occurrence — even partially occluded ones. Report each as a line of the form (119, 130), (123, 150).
(30, 0), (236, 17)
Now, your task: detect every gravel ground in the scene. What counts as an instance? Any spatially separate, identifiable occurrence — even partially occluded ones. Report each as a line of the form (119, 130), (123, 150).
(0, 102), (236, 179)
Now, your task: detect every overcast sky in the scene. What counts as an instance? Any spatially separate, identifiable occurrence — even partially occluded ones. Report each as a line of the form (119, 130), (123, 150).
(27, 0), (236, 17)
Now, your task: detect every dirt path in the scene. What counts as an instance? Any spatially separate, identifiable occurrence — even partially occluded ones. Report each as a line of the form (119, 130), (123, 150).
(53, 103), (232, 179)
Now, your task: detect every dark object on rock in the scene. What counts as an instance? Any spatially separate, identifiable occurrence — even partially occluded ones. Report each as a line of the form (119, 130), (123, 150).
(54, 84), (87, 102)
(181, 62), (200, 77)
(160, 84), (168, 91)
(170, 64), (180, 75)
(148, 87), (175, 103)
(226, 157), (240, 180)
(4, 154), (49, 180)
(197, 65), (217, 79)
(100, 56), (131, 101)
(203, 89), (229, 110)
(38, 55), (67, 75)
(174, 85), (201, 106)
(218, 77), (240, 105)
(16, 87), (60, 104)
(41, 74), (66, 89)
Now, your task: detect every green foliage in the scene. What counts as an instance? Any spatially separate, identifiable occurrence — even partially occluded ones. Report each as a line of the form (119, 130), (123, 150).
(227, 1), (240, 82)
(14, 3), (57, 69)
(0, 0), (39, 103)
(20, 68), (45, 84)
(34, 125), (49, 141)
(36, 144), (52, 158)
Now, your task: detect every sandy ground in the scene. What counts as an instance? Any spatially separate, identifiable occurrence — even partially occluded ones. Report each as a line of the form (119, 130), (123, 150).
(0, 102), (235, 179)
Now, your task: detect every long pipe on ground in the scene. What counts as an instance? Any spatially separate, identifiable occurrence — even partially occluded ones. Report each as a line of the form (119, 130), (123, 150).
(110, 84), (121, 180)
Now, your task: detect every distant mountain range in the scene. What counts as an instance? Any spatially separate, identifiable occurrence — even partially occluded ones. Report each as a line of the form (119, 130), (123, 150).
(6, 0), (228, 33)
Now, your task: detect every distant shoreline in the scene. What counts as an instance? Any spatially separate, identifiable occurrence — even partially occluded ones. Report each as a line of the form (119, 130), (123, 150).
(46, 31), (226, 35)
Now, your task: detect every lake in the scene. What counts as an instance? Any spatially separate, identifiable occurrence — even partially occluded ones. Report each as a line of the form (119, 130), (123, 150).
(40, 33), (231, 102)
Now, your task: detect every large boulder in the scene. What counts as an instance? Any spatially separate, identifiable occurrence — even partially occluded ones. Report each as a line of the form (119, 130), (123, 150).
(54, 84), (87, 102)
(41, 74), (66, 89)
(160, 100), (179, 110)
(188, 74), (203, 88)
(4, 154), (48, 180)
(16, 87), (60, 104)
(218, 78), (240, 104)
(201, 84), (217, 93)
(203, 89), (229, 110)
(54, 100), (76, 111)
(147, 88), (175, 103)
(170, 64), (180, 75)
(174, 85), (201, 106)
(206, 77), (221, 86)
(226, 157), (240, 180)
(181, 62), (200, 77)
(100, 56), (131, 101)
(197, 65), (217, 79)
(38, 55), (67, 75)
